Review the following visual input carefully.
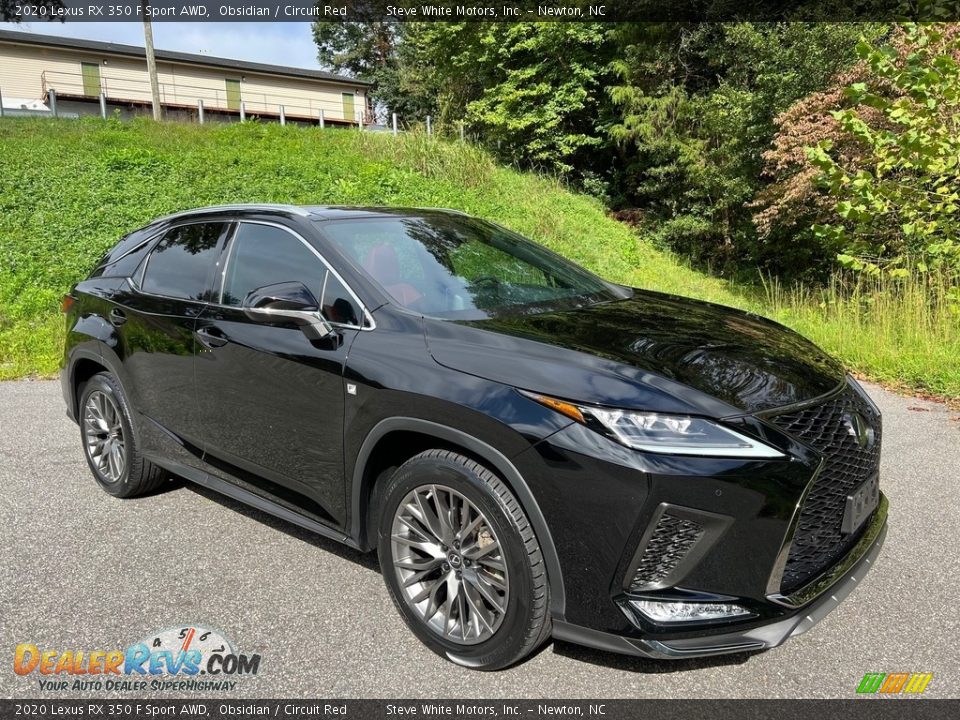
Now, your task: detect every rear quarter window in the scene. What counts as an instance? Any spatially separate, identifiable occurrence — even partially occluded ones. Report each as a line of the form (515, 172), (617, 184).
(90, 228), (157, 279)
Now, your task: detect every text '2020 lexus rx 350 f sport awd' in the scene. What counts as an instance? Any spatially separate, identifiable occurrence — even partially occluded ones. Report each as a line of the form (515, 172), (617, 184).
(61, 204), (886, 669)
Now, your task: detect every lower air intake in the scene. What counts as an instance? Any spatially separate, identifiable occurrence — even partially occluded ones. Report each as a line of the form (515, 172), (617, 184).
(628, 513), (705, 592)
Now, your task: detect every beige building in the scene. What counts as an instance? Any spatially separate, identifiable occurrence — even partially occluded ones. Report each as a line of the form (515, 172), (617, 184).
(0, 29), (370, 124)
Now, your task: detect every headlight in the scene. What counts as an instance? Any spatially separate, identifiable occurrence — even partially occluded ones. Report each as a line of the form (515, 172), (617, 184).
(524, 392), (784, 459)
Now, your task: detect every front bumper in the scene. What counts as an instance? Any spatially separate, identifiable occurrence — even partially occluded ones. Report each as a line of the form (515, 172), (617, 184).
(552, 493), (888, 659)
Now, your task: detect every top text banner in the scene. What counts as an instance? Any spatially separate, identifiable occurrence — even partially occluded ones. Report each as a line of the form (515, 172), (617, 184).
(4, 0), (960, 22)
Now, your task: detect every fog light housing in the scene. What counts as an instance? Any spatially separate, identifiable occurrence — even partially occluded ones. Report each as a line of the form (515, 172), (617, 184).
(630, 599), (752, 623)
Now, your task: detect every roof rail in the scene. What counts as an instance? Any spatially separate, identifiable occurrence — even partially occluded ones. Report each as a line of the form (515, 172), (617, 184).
(154, 204), (313, 223)
(412, 206), (469, 216)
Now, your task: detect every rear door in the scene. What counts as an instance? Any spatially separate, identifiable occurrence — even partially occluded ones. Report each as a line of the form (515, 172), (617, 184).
(118, 221), (231, 462)
(193, 220), (365, 527)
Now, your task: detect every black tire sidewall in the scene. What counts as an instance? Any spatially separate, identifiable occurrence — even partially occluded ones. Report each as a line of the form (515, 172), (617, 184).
(377, 454), (538, 670)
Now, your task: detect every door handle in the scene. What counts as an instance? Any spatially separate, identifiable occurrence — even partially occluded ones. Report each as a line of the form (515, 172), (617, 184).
(108, 308), (126, 327)
(195, 326), (229, 349)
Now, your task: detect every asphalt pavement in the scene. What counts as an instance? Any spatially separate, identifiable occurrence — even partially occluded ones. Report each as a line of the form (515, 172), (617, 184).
(1, 379), (958, 698)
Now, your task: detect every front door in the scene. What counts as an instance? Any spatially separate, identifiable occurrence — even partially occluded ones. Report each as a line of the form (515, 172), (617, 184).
(194, 221), (363, 527)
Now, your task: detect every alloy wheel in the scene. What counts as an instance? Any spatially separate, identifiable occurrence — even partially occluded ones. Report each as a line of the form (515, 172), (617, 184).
(82, 390), (126, 483)
(391, 484), (509, 645)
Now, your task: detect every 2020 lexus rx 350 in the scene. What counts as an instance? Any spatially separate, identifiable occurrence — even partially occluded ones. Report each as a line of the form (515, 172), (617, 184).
(62, 205), (886, 669)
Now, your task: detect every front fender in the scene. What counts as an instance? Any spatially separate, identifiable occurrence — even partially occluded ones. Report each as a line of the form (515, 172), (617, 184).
(350, 416), (567, 620)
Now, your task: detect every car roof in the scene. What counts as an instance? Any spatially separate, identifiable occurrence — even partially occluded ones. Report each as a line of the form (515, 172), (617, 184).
(153, 204), (468, 225)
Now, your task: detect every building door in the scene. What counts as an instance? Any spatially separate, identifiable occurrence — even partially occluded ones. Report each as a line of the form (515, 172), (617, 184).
(342, 92), (355, 123)
(81, 62), (101, 97)
(225, 79), (241, 111)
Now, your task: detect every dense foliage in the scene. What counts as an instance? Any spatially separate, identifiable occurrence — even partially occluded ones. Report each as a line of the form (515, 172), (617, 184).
(605, 23), (879, 275)
(1, 119), (956, 397)
(315, 20), (891, 279)
(812, 25), (960, 278)
(757, 24), (960, 283)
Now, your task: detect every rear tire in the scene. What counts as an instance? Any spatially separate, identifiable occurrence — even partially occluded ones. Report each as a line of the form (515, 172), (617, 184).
(377, 449), (550, 669)
(78, 372), (166, 498)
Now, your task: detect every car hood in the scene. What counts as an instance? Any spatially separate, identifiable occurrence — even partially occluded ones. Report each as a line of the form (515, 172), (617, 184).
(423, 290), (845, 416)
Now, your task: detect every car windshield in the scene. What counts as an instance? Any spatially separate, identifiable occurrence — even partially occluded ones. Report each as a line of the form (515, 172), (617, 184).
(317, 215), (630, 319)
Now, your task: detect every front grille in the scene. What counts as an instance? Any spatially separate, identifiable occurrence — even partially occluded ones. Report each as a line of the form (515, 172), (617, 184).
(770, 384), (882, 594)
(628, 513), (704, 592)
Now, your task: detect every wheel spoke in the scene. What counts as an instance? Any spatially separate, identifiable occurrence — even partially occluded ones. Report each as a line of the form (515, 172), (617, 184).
(395, 556), (441, 572)
(110, 444), (124, 480)
(413, 491), (446, 544)
(97, 442), (111, 472)
(397, 511), (433, 542)
(431, 485), (456, 544)
(391, 534), (445, 559)
(396, 556), (443, 588)
(463, 538), (500, 561)
(477, 556), (506, 573)
(456, 584), (470, 641)
(457, 512), (483, 542)
(466, 572), (506, 615)
(421, 578), (445, 621)
(95, 394), (111, 431)
(477, 567), (507, 591)
(463, 582), (495, 634)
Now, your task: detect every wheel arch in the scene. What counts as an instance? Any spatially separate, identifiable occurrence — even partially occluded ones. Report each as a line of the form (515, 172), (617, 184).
(65, 350), (108, 420)
(350, 417), (566, 619)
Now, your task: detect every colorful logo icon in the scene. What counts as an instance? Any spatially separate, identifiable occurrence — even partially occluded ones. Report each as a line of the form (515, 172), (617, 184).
(13, 625), (261, 692)
(857, 672), (933, 695)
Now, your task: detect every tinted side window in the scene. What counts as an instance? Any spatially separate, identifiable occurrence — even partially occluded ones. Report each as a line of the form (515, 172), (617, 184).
(141, 223), (225, 301)
(91, 228), (156, 278)
(223, 223), (361, 326)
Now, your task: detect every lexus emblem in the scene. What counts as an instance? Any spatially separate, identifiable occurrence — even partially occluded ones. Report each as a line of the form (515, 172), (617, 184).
(844, 412), (874, 449)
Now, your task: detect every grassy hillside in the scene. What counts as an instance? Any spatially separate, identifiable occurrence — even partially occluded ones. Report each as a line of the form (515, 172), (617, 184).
(1, 118), (957, 398)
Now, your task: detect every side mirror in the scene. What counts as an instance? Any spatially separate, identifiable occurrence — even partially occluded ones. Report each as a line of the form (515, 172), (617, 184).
(242, 281), (334, 340)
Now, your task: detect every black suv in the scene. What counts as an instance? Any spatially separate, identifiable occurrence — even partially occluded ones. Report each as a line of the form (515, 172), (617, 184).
(61, 205), (887, 669)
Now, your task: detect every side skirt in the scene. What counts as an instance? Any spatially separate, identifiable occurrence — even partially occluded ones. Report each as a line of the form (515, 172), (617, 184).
(146, 454), (361, 550)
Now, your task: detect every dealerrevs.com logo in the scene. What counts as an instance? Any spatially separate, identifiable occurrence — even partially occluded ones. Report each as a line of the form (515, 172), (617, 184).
(13, 625), (261, 692)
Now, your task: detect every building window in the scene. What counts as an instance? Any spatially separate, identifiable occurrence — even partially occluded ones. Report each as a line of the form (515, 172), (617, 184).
(81, 62), (101, 97)
(342, 92), (355, 123)
(225, 79), (241, 111)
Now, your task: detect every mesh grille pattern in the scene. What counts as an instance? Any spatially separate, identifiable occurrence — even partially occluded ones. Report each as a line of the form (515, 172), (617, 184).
(771, 385), (882, 594)
(629, 514), (704, 591)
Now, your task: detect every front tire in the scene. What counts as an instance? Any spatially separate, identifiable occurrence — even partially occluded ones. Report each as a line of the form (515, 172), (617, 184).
(79, 372), (166, 498)
(377, 449), (550, 669)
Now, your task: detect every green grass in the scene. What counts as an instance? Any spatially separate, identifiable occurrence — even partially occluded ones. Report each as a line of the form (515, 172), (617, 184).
(1, 117), (957, 399)
(764, 269), (960, 400)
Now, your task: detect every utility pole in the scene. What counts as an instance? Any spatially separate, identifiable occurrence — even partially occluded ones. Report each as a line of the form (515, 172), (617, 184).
(141, 0), (162, 121)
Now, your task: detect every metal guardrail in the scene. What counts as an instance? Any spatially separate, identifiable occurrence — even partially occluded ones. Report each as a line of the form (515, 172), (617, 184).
(2, 77), (465, 142)
(38, 68), (369, 124)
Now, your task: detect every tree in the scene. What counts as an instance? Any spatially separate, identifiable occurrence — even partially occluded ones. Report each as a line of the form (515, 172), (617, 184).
(312, 15), (400, 121)
(807, 24), (960, 275)
(751, 64), (880, 277)
(463, 23), (614, 175)
(312, 22), (397, 79)
(607, 22), (878, 275)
